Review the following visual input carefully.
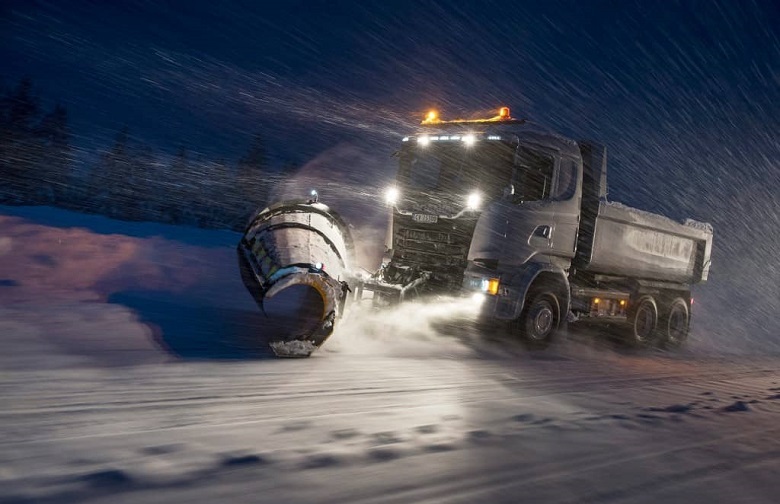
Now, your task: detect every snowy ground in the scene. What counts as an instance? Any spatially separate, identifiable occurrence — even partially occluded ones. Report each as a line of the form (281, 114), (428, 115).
(1, 206), (779, 503)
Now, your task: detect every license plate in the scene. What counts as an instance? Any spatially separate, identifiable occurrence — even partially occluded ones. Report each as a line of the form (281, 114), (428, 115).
(412, 213), (438, 224)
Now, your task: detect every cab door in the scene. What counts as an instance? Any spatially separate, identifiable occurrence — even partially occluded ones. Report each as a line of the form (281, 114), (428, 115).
(497, 146), (580, 266)
(500, 145), (560, 267)
(548, 156), (582, 260)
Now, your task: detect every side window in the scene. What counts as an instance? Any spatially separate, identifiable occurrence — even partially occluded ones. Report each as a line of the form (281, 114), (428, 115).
(513, 147), (555, 202)
(552, 157), (577, 200)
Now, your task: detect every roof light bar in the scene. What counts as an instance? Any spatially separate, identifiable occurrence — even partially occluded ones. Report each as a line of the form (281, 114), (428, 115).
(407, 133), (508, 144)
(420, 106), (516, 125)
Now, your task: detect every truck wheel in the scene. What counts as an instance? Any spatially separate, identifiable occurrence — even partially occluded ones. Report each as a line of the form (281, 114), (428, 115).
(519, 292), (560, 349)
(662, 298), (690, 348)
(628, 296), (658, 347)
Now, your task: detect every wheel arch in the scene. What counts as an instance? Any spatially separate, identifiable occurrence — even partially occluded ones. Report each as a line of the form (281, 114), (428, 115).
(507, 262), (570, 320)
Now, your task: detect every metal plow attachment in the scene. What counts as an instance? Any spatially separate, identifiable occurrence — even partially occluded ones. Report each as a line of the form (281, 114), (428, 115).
(238, 200), (355, 357)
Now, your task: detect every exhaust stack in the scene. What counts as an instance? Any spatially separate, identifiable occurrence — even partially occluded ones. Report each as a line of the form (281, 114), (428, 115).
(238, 200), (355, 357)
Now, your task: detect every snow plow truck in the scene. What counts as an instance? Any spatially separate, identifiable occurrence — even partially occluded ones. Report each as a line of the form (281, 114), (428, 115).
(238, 107), (713, 356)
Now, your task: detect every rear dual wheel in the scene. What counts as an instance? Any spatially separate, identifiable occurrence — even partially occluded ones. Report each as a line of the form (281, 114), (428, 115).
(627, 295), (690, 349)
(662, 298), (690, 348)
(627, 296), (658, 347)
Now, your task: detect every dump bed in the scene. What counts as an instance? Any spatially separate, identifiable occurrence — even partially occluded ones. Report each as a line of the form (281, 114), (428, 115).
(578, 201), (713, 284)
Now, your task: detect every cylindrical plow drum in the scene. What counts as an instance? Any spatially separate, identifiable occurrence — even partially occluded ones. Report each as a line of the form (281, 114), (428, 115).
(238, 200), (356, 357)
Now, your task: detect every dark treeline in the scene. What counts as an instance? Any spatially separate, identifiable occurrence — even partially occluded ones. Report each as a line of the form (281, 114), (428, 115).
(0, 78), (295, 231)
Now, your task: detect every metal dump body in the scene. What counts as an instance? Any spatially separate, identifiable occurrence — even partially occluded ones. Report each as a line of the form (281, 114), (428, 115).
(579, 201), (713, 284)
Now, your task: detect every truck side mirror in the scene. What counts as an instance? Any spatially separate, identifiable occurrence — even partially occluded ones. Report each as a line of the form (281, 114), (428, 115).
(502, 184), (515, 199)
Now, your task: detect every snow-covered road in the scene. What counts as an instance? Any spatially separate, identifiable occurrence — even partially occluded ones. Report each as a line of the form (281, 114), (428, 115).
(1, 206), (779, 503)
(3, 339), (779, 504)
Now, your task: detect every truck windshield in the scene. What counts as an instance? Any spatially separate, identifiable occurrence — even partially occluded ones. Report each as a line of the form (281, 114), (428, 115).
(398, 141), (514, 198)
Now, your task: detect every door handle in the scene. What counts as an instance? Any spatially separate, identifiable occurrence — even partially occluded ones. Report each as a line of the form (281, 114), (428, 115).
(533, 225), (551, 239)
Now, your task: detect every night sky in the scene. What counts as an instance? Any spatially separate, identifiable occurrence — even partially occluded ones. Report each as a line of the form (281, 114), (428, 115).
(2, 0), (779, 341)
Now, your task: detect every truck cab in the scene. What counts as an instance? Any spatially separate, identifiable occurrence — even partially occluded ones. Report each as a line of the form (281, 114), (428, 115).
(379, 109), (580, 296)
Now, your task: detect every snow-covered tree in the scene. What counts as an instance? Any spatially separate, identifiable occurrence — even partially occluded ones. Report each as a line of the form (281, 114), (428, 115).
(236, 132), (270, 212)
(34, 104), (73, 204)
(87, 127), (134, 217)
(0, 78), (43, 202)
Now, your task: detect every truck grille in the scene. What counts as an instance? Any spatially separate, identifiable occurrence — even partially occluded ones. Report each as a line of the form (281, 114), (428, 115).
(397, 229), (467, 265)
(392, 215), (478, 270)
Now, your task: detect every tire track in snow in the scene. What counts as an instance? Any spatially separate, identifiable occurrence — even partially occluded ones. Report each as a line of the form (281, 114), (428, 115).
(1, 359), (777, 446)
(340, 427), (780, 504)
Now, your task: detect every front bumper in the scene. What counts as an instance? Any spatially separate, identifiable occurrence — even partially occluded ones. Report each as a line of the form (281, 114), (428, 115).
(462, 264), (525, 321)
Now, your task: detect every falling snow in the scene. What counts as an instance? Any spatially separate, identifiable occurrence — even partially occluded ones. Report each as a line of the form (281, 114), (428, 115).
(1, 1), (779, 502)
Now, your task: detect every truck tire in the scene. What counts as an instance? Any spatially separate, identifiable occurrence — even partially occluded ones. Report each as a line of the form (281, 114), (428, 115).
(627, 295), (658, 347)
(518, 291), (560, 350)
(662, 298), (690, 348)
